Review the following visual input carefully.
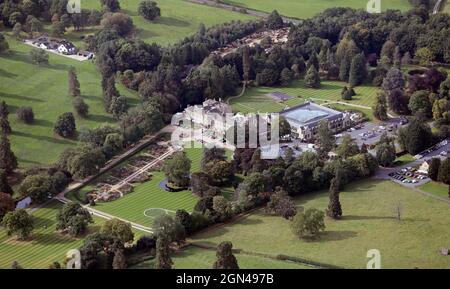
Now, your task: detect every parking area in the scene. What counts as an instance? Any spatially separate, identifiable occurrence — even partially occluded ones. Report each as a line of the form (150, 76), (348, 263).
(336, 118), (407, 147)
(388, 167), (429, 187)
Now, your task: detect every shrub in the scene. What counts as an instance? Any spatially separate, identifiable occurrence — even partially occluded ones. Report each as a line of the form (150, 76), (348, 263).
(16, 107), (34, 124)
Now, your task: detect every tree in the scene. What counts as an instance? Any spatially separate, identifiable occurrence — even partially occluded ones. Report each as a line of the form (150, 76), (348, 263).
(109, 96), (128, 119)
(382, 68), (405, 95)
(316, 120), (334, 157)
(415, 47), (433, 66)
(205, 161), (234, 186)
(213, 241), (239, 269)
(0, 33), (9, 54)
(326, 176), (342, 219)
(375, 133), (396, 167)
(373, 91), (388, 121)
(242, 46), (251, 84)
(408, 90), (432, 118)
(101, 0), (121, 12)
(0, 169), (13, 195)
(304, 65), (321, 88)
(66, 146), (106, 180)
(2, 209), (34, 240)
(433, 98), (448, 121)
(0, 101), (11, 134)
(280, 68), (294, 86)
(348, 53), (366, 87)
(54, 112), (76, 138)
(201, 148), (227, 170)
(162, 151), (191, 188)
(154, 215), (186, 245)
(112, 249), (127, 269)
(0, 133), (18, 174)
(428, 158), (441, 181)
(68, 66), (81, 97)
(154, 233), (173, 269)
(388, 89), (409, 115)
(398, 118), (433, 155)
(290, 208), (325, 238)
(138, 1), (161, 21)
(16, 107), (34, 124)
(266, 10), (284, 29)
(175, 209), (194, 235)
(438, 158), (450, 185)
(29, 49), (49, 65)
(380, 40), (396, 65)
(100, 13), (134, 37)
(56, 202), (93, 237)
(336, 135), (360, 159)
(0, 192), (14, 222)
(100, 219), (134, 243)
(73, 97), (89, 118)
(266, 189), (297, 220)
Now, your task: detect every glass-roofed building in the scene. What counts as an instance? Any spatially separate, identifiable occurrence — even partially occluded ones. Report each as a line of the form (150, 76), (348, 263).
(280, 102), (351, 141)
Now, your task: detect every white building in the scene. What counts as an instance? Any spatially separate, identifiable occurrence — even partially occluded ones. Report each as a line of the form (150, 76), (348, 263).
(280, 102), (352, 142)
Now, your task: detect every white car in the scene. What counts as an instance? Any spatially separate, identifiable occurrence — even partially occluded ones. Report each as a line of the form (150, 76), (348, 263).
(440, 151), (447, 156)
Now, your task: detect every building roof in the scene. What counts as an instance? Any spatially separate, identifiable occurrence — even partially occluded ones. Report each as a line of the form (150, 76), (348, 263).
(280, 102), (343, 129)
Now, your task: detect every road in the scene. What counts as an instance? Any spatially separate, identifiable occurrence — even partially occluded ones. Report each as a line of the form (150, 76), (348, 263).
(186, 0), (302, 25)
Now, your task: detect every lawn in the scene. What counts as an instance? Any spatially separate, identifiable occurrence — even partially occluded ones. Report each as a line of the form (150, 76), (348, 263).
(91, 147), (209, 227)
(394, 154), (416, 166)
(223, 0), (411, 19)
(191, 180), (450, 269)
(0, 38), (138, 168)
(78, 0), (255, 46)
(131, 245), (313, 269)
(230, 80), (378, 114)
(0, 201), (110, 269)
(419, 181), (449, 199)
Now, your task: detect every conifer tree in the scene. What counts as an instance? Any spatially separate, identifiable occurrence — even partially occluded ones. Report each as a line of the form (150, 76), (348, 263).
(327, 175), (342, 219)
(0, 169), (13, 195)
(0, 101), (11, 135)
(68, 66), (81, 97)
(304, 66), (321, 88)
(349, 53), (366, 87)
(154, 234), (173, 269)
(0, 133), (18, 174)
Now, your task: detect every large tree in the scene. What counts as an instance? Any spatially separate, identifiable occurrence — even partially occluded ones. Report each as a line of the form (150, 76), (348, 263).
(0, 101), (11, 135)
(0, 169), (13, 195)
(213, 241), (239, 269)
(290, 208), (325, 238)
(316, 120), (334, 157)
(100, 219), (134, 244)
(2, 209), (34, 240)
(138, 1), (161, 21)
(373, 91), (388, 121)
(101, 0), (121, 12)
(18, 174), (55, 204)
(375, 133), (396, 167)
(398, 118), (433, 155)
(154, 233), (173, 269)
(162, 151), (191, 188)
(326, 176), (342, 219)
(336, 135), (360, 159)
(54, 112), (76, 138)
(348, 53), (367, 87)
(68, 66), (81, 97)
(56, 202), (93, 237)
(382, 68), (405, 95)
(0, 192), (14, 222)
(266, 10), (284, 30)
(0, 33), (9, 54)
(438, 158), (450, 185)
(304, 65), (321, 88)
(409, 90), (432, 118)
(428, 158), (441, 181)
(0, 133), (18, 174)
(153, 215), (185, 245)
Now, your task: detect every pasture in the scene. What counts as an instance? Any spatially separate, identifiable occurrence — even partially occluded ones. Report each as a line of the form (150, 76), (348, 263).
(191, 180), (450, 269)
(419, 181), (449, 199)
(222, 0), (412, 19)
(0, 38), (137, 167)
(79, 0), (255, 46)
(0, 201), (110, 269)
(230, 80), (379, 114)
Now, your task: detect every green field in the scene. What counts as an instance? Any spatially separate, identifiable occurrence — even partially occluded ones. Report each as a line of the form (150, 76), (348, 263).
(419, 181), (449, 199)
(191, 180), (450, 269)
(0, 38), (138, 167)
(91, 147), (207, 227)
(78, 0), (255, 46)
(0, 201), (109, 269)
(131, 246), (313, 269)
(230, 80), (378, 114)
(223, 0), (411, 19)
